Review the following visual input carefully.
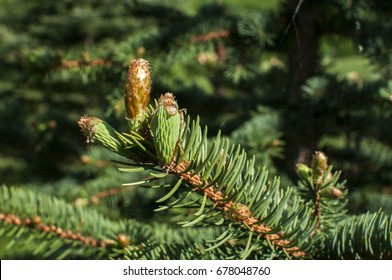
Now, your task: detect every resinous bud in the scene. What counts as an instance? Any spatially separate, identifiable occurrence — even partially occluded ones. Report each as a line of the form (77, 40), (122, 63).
(124, 58), (151, 132)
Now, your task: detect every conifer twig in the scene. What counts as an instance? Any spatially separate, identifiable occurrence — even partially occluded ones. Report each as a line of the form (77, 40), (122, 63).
(190, 30), (230, 43)
(168, 161), (305, 258)
(0, 211), (116, 248)
(59, 58), (112, 69)
(87, 185), (136, 205)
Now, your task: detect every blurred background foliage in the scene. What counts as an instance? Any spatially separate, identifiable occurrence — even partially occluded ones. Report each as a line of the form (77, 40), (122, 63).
(0, 0), (391, 257)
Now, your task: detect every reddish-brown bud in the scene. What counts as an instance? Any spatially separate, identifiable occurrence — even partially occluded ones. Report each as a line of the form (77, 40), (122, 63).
(32, 215), (41, 225)
(13, 217), (22, 225)
(226, 203), (251, 222)
(124, 58), (151, 132)
(117, 234), (130, 248)
(327, 186), (343, 198)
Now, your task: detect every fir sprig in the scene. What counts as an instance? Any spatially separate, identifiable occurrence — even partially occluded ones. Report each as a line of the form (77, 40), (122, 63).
(74, 58), (392, 260)
(78, 58), (317, 258)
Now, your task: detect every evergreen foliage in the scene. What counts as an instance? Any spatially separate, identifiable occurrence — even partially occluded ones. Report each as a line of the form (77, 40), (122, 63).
(0, 0), (391, 259)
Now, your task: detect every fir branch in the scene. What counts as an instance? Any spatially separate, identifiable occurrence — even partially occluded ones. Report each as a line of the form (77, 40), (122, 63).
(296, 152), (348, 233)
(167, 161), (306, 257)
(326, 210), (392, 259)
(0, 185), (142, 259)
(311, 151), (329, 235)
(77, 58), (314, 258)
(74, 57), (391, 260)
(0, 211), (115, 249)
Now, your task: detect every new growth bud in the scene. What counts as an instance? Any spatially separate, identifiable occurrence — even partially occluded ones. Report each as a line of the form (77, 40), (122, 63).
(78, 115), (133, 158)
(124, 58), (151, 132)
(311, 151), (328, 184)
(296, 163), (312, 181)
(117, 234), (130, 248)
(151, 93), (183, 165)
(227, 203), (251, 222)
(327, 186), (343, 198)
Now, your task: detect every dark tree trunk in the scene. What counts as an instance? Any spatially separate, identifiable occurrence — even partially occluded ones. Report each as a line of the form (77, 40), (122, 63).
(282, 0), (321, 179)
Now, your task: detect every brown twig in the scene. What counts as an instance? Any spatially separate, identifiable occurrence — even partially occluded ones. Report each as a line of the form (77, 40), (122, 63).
(59, 58), (112, 69)
(87, 185), (136, 205)
(312, 187), (323, 237)
(190, 30), (230, 43)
